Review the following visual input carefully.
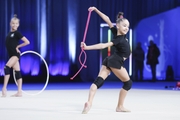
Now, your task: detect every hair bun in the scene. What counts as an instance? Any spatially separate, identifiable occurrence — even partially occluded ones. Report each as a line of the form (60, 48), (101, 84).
(14, 14), (17, 18)
(117, 12), (124, 19)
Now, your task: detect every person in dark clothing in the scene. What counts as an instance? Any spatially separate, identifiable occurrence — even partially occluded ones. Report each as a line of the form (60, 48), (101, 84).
(81, 6), (132, 114)
(146, 40), (160, 81)
(133, 42), (145, 81)
(1, 14), (30, 97)
(165, 65), (174, 81)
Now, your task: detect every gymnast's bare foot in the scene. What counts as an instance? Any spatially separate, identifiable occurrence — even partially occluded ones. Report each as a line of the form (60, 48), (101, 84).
(82, 102), (91, 114)
(11, 92), (22, 97)
(116, 106), (131, 112)
(1, 88), (7, 97)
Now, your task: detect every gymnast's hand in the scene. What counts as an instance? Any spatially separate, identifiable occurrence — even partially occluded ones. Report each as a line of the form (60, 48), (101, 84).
(16, 47), (21, 54)
(88, 6), (97, 12)
(81, 42), (87, 50)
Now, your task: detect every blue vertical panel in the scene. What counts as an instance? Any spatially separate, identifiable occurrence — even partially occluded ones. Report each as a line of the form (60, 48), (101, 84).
(135, 7), (180, 80)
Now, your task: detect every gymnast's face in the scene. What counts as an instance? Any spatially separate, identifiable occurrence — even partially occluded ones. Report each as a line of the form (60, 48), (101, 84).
(116, 19), (129, 35)
(10, 19), (19, 31)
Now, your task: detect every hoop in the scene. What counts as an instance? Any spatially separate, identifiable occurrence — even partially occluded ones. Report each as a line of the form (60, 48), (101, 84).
(13, 50), (49, 96)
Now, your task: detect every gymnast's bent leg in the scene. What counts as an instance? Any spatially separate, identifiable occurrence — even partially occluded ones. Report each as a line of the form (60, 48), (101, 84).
(82, 65), (110, 114)
(110, 67), (132, 112)
(2, 56), (19, 97)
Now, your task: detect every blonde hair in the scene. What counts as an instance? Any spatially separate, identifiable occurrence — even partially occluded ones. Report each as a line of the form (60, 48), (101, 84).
(11, 14), (20, 23)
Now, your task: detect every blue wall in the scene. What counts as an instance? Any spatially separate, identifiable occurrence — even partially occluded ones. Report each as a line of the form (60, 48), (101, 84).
(135, 7), (180, 80)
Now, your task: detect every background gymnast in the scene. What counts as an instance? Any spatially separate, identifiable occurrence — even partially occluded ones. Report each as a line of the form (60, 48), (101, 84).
(1, 14), (30, 97)
(81, 6), (132, 114)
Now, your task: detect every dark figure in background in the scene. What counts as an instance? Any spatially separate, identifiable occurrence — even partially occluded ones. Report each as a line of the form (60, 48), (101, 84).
(133, 42), (144, 81)
(146, 40), (160, 81)
(165, 65), (174, 81)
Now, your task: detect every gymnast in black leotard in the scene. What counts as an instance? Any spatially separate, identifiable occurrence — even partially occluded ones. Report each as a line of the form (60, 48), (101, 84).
(1, 14), (30, 97)
(81, 6), (132, 114)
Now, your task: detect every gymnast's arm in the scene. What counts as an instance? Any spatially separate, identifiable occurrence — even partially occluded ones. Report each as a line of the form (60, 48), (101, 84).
(81, 42), (113, 50)
(17, 37), (30, 48)
(16, 37), (30, 53)
(88, 6), (114, 28)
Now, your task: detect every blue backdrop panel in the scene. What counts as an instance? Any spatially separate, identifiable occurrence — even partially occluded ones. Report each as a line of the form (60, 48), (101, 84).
(135, 7), (180, 80)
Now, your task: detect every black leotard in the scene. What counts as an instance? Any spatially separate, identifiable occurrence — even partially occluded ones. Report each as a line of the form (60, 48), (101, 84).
(5, 31), (23, 59)
(102, 27), (131, 69)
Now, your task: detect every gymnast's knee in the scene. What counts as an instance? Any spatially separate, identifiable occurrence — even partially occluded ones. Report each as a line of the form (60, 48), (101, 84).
(122, 80), (133, 91)
(93, 76), (104, 89)
(15, 71), (22, 80)
(4, 65), (11, 75)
